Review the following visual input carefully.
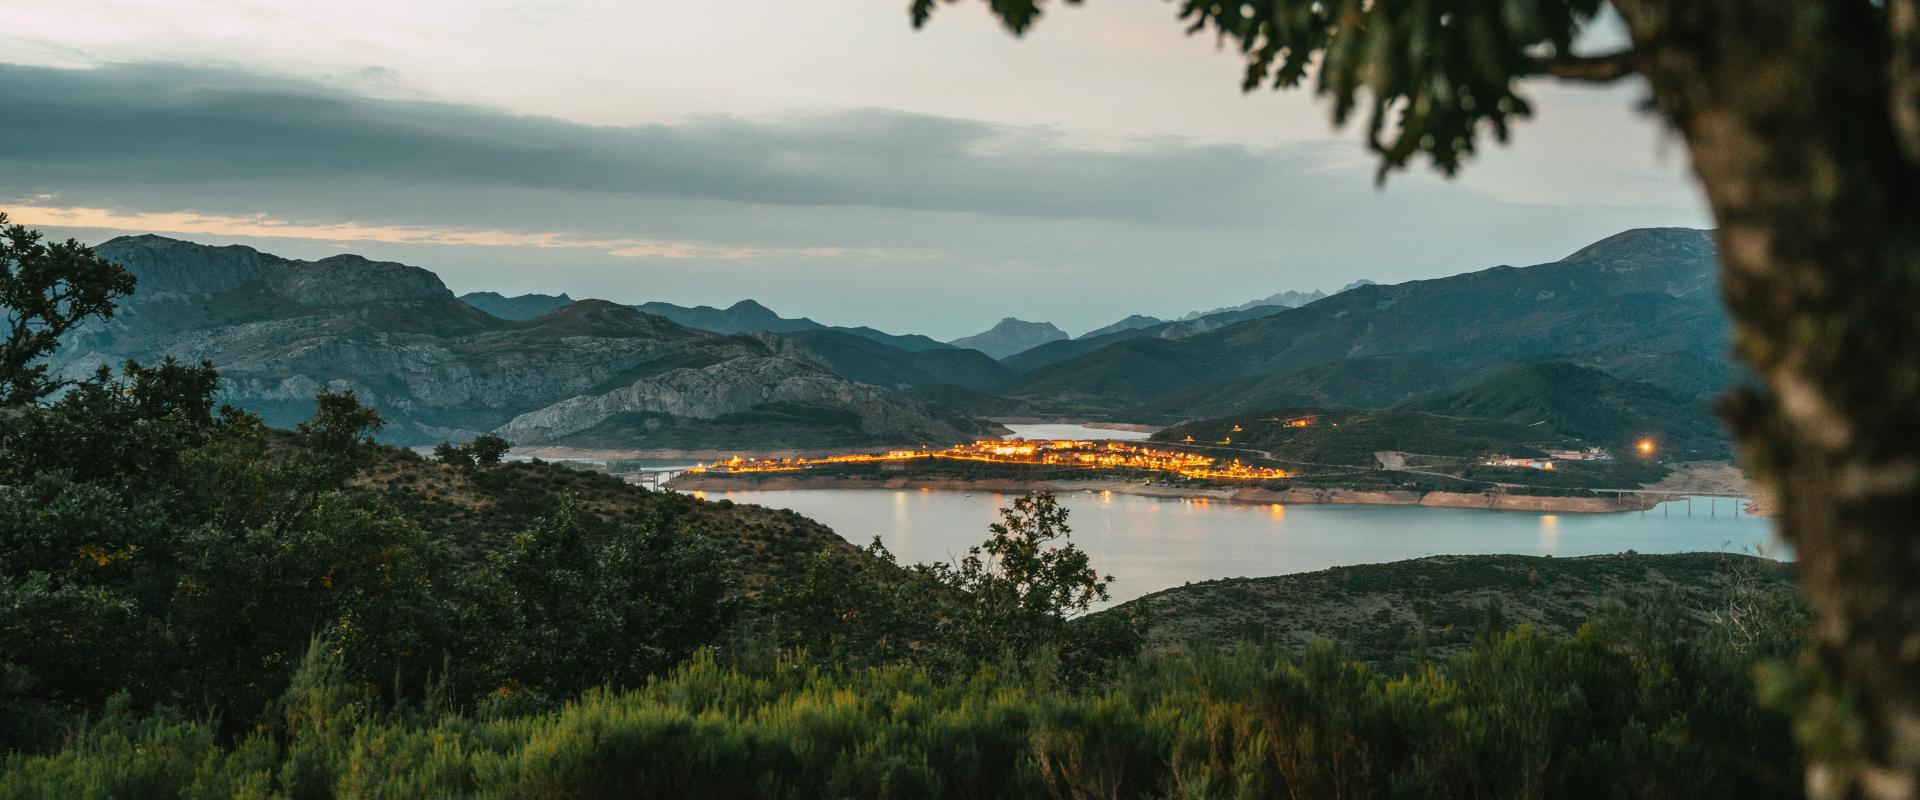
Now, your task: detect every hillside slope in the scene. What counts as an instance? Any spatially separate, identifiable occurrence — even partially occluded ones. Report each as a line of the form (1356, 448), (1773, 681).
(783, 329), (1013, 391)
(1006, 228), (1732, 412)
(61, 236), (974, 448)
(359, 448), (869, 597)
(1119, 552), (1793, 664)
(1406, 362), (1732, 458)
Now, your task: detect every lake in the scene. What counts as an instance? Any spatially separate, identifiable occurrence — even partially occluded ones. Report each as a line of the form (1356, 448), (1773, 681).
(999, 423), (1154, 441)
(709, 488), (1784, 606)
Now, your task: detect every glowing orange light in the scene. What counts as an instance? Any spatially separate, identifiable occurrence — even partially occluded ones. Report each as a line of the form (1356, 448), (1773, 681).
(1637, 439), (1655, 455)
(682, 438), (1287, 482)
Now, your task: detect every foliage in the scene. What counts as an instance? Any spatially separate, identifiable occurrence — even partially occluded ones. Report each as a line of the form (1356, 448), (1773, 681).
(0, 603), (1804, 798)
(0, 216), (1820, 794)
(433, 433), (513, 467)
(911, 0), (1611, 179)
(461, 499), (736, 701)
(1408, 362), (1732, 459)
(766, 492), (1143, 678)
(0, 212), (137, 406)
(922, 492), (1132, 670)
(0, 311), (738, 751)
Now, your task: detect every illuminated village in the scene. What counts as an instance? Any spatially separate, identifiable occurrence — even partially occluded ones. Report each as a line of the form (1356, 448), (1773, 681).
(686, 439), (1291, 482)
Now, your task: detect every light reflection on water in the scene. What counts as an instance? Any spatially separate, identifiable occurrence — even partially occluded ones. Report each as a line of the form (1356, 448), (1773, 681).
(999, 423), (1153, 441)
(721, 489), (1784, 607)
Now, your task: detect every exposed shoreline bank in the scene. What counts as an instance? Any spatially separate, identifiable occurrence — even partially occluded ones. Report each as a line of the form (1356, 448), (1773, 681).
(987, 417), (1164, 434)
(668, 474), (1708, 515)
(514, 445), (852, 462)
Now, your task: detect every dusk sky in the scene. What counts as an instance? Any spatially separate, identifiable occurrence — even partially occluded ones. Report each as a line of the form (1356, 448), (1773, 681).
(1, 0), (1707, 339)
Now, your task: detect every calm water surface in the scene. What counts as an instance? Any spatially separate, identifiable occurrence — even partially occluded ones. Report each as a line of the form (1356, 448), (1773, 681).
(714, 488), (1784, 606)
(999, 423), (1153, 441)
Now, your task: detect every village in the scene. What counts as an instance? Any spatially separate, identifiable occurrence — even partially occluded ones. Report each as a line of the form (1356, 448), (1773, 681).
(685, 438), (1292, 482)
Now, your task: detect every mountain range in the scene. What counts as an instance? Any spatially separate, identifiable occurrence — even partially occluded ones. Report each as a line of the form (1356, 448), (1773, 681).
(998, 228), (1732, 418)
(459, 292), (950, 353)
(1176, 279), (1375, 320)
(53, 227), (1735, 454)
(56, 236), (986, 448)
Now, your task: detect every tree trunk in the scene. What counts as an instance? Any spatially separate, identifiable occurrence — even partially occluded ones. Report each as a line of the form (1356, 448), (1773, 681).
(1613, 1), (1920, 796)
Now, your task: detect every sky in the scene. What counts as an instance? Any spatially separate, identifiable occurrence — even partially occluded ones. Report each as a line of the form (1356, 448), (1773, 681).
(0, 0), (1708, 340)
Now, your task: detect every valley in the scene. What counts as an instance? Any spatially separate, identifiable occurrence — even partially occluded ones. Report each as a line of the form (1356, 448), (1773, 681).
(52, 226), (1755, 514)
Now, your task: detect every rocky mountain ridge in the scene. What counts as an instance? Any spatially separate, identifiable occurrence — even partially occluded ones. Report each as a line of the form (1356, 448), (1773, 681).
(1001, 228), (1732, 416)
(60, 236), (977, 448)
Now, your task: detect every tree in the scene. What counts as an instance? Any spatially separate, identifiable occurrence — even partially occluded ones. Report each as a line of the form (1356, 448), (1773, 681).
(432, 434), (512, 468)
(912, 1), (1920, 793)
(465, 498), (735, 697)
(469, 433), (512, 467)
(926, 491), (1130, 669)
(432, 440), (471, 466)
(0, 212), (136, 406)
(295, 389), (384, 488)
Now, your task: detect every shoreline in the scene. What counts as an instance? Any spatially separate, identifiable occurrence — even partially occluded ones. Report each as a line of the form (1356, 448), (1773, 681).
(987, 417), (1164, 434)
(513, 445), (862, 462)
(668, 474), (1702, 515)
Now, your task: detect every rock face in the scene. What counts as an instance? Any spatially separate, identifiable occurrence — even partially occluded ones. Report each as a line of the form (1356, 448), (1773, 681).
(495, 357), (969, 444)
(59, 236), (978, 448)
(948, 318), (1069, 359)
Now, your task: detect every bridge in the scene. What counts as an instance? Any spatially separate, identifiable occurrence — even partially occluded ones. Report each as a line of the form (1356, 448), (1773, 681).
(620, 467), (689, 491)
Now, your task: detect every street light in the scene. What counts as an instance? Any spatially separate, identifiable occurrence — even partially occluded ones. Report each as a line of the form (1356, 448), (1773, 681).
(1637, 439), (1655, 456)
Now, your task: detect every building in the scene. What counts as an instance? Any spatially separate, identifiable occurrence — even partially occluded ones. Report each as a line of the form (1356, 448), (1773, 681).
(1487, 456), (1555, 470)
(1544, 446), (1612, 462)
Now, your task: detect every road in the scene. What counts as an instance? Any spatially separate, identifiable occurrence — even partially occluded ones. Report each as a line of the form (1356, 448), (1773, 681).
(1162, 441), (1758, 499)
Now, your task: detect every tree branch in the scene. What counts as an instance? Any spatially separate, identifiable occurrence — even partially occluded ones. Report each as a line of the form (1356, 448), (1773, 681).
(1531, 52), (1637, 83)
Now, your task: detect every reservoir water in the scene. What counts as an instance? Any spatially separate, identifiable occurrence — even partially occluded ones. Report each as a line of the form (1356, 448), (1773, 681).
(999, 423), (1154, 441)
(711, 488), (1783, 606)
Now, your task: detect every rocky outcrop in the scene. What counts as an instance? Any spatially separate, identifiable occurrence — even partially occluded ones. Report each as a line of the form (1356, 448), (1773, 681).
(93, 235), (449, 306)
(495, 356), (971, 444)
(55, 235), (979, 447)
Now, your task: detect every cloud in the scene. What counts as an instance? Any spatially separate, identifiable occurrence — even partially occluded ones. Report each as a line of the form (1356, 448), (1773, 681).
(0, 62), (1379, 225)
(0, 61), (1707, 338)
(3, 204), (909, 261)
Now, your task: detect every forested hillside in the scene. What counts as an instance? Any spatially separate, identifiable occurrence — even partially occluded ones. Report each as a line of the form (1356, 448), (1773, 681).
(1001, 229), (1734, 419)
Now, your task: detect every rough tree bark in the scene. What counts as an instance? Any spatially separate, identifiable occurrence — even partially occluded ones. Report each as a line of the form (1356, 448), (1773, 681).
(1612, 1), (1920, 796)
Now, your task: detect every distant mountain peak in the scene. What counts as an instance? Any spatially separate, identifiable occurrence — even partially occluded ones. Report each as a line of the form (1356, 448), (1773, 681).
(1079, 314), (1164, 340)
(1178, 280), (1369, 321)
(949, 318), (1069, 359)
(460, 291), (574, 320)
(1563, 227), (1715, 266)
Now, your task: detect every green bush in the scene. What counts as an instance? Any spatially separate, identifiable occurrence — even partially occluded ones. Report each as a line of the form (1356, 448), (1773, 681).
(2, 612), (1803, 798)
